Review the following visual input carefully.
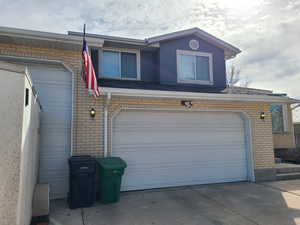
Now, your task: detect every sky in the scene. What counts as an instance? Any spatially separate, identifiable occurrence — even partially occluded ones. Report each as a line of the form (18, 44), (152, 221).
(1, 0), (300, 121)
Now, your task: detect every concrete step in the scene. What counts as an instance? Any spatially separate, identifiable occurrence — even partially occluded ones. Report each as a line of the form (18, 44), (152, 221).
(276, 172), (300, 181)
(276, 167), (300, 174)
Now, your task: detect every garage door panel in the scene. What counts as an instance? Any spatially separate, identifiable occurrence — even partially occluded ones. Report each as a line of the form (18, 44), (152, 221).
(125, 160), (247, 171)
(113, 140), (246, 152)
(28, 64), (71, 199)
(113, 146), (246, 156)
(114, 136), (245, 147)
(114, 130), (245, 145)
(118, 157), (247, 169)
(40, 131), (70, 144)
(114, 125), (244, 133)
(35, 87), (71, 102)
(115, 149), (246, 164)
(112, 111), (248, 191)
(122, 166), (247, 191)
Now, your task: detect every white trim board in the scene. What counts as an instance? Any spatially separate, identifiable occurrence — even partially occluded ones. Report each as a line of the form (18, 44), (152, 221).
(102, 87), (300, 104)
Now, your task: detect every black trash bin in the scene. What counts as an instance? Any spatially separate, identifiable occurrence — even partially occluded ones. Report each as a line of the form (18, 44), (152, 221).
(68, 155), (96, 209)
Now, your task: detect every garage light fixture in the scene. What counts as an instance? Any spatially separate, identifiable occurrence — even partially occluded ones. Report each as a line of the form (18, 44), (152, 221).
(90, 108), (96, 118)
(181, 100), (193, 108)
(260, 112), (265, 120)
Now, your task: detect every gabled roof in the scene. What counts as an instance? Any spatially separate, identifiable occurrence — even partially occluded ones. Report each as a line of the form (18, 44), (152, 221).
(146, 28), (241, 59)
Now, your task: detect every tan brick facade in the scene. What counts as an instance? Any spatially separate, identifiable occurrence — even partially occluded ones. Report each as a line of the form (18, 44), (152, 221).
(1, 42), (292, 175)
(106, 97), (275, 169)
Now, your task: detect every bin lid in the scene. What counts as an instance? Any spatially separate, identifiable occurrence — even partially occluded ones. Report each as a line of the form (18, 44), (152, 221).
(69, 155), (95, 163)
(96, 157), (127, 170)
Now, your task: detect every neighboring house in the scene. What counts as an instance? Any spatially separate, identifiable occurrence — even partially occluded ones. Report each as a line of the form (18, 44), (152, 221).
(295, 123), (300, 147)
(0, 26), (299, 200)
(224, 86), (297, 150)
(0, 61), (41, 225)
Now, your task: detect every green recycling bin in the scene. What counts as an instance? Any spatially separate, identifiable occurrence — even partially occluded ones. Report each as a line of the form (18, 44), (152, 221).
(96, 157), (127, 204)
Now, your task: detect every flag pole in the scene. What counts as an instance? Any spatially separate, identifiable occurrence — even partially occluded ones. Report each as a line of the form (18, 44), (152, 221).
(83, 24), (86, 41)
(81, 24), (86, 82)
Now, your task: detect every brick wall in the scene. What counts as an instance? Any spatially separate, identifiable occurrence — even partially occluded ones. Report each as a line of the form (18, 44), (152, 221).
(0, 43), (277, 171)
(106, 97), (275, 169)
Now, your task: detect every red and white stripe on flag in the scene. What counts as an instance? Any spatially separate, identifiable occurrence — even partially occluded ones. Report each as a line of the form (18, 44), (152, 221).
(82, 39), (101, 97)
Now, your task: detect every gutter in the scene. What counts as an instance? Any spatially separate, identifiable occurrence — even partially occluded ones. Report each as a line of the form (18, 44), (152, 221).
(101, 87), (300, 104)
(68, 31), (146, 46)
(103, 92), (111, 157)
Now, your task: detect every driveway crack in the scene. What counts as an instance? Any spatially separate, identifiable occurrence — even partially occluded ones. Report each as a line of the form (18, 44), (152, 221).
(190, 188), (260, 225)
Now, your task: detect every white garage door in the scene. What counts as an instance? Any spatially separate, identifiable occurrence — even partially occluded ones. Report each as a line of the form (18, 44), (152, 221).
(28, 64), (72, 199)
(112, 110), (248, 191)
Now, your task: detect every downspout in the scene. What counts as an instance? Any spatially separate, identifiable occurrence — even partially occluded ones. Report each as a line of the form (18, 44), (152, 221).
(104, 92), (111, 157)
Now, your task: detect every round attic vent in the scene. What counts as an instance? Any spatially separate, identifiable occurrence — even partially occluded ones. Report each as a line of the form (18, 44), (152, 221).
(189, 39), (199, 50)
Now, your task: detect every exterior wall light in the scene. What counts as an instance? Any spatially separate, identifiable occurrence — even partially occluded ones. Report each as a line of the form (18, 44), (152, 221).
(90, 108), (96, 118)
(260, 112), (265, 120)
(181, 100), (193, 108)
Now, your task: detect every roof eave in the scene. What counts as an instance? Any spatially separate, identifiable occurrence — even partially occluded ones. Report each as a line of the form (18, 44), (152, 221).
(0, 26), (104, 49)
(100, 87), (299, 104)
(146, 28), (241, 59)
(68, 31), (148, 47)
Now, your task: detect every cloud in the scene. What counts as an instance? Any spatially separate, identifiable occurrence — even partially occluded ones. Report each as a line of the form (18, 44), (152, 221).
(0, 0), (299, 120)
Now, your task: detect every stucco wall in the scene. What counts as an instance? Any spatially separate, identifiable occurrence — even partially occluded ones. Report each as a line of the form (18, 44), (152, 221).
(0, 69), (24, 225)
(17, 75), (40, 225)
(0, 66), (40, 225)
(273, 105), (296, 149)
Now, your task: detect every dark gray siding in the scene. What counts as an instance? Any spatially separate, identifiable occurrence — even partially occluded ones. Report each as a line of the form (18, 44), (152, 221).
(96, 34), (228, 92)
(140, 50), (158, 83)
(159, 34), (227, 89)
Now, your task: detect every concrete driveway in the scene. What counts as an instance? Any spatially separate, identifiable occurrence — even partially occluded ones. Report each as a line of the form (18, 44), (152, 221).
(50, 180), (300, 225)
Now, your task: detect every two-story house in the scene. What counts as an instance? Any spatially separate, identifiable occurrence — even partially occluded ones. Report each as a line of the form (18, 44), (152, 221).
(0, 26), (298, 199)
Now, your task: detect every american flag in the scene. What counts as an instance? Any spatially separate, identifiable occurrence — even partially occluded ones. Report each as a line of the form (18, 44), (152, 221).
(82, 38), (101, 97)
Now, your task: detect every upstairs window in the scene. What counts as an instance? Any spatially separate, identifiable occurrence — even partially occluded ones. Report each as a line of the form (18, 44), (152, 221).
(270, 104), (289, 133)
(102, 49), (140, 80)
(176, 50), (213, 85)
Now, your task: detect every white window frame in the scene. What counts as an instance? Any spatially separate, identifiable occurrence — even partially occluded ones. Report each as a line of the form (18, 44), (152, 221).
(176, 49), (213, 85)
(270, 104), (289, 133)
(101, 47), (141, 80)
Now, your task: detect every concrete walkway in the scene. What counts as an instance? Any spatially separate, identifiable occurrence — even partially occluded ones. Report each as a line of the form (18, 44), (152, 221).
(50, 181), (300, 225)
